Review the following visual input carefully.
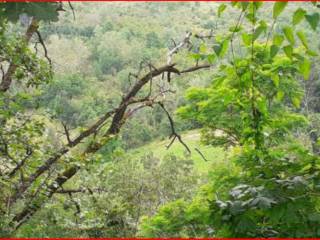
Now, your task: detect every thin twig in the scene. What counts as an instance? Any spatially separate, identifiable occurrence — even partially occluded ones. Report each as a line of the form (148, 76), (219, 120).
(35, 30), (52, 67)
(158, 102), (191, 153)
(195, 147), (208, 162)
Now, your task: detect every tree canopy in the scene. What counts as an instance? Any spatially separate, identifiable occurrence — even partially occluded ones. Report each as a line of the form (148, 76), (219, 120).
(1, 1), (320, 238)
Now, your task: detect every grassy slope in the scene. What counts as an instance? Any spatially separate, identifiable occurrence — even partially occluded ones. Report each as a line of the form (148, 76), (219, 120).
(130, 130), (226, 173)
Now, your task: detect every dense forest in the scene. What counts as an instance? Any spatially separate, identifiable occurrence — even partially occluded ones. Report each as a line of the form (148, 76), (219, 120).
(1, 1), (320, 237)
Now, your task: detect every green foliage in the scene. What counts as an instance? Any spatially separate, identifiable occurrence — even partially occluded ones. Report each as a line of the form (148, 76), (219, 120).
(0, 21), (52, 88)
(305, 13), (320, 31)
(2, 2), (320, 238)
(273, 2), (287, 19)
(143, 2), (320, 238)
(283, 26), (295, 45)
(217, 4), (227, 18)
(292, 8), (306, 26)
(36, 74), (112, 127)
(17, 152), (200, 237)
(0, 2), (60, 22)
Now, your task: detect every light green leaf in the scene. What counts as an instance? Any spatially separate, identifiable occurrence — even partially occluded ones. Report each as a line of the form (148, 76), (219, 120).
(220, 39), (229, 57)
(229, 25), (242, 33)
(242, 33), (252, 46)
(190, 53), (201, 61)
(273, 2), (288, 19)
(218, 4), (227, 18)
(292, 8), (306, 25)
(283, 45), (293, 58)
(306, 50), (318, 57)
(273, 34), (284, 46)
(246, 13), (258, 24)
(253, 26), (265, 41)
(299, 58), (311, 80)
(257, 98), (268, 115)
(305, 13), (320, 31)
(296, 31), (309, 49)
(253, 21), (267, 41)
(283, 26), (295, 45)
(207, 54), (216, 64)
(213, 40), (228, 58)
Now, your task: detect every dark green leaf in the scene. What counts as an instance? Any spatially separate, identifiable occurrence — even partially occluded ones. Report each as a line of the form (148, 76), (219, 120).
(273, 2), (288, 19)
(283, 45), (293, 58)
(305, 13), (320, 31)
(270, 45), (279, 58)
(292, 8), (306, 25)
(283, 26), (295, 45)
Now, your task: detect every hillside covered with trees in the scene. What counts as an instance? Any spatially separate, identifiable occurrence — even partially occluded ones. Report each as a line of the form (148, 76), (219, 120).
(1, 1), (320, 237)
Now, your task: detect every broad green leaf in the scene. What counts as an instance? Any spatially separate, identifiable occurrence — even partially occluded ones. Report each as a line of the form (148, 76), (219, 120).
(306, 50), (318, 56)
(273, 2), (288, 19)
(253, 25), (266, 40)
(218, 4), (227, 17)
(299, 58), (311, 80)
(213, 44), (221, 56)
(246, 13), (258, 24)
(242, 33), (252, 46)
(292, 52), (304, 61)
(190, 53), (201, 61)
(283, 26), (295, 45)
(283, 45), (293, 58)
(229, 25), (242, 33)
(292, 8), (306, 25)
(220, 39), (229, 57)
(270, 45), (279, 58)
(305, 13), (320, 31)
(296, 31), (309, 49)
(273, 34), (284, 46)
(213, 40), (229, 58)
(207, 54), (216, 64)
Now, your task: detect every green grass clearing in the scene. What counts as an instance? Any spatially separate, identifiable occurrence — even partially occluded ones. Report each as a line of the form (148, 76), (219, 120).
(130, 130), (226, 173)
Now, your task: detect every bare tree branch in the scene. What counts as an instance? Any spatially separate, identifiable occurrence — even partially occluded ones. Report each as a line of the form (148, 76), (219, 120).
(195, 147), (208, 162)
(8, 147), (33, 178)
(167, 31), (192, 65)
(35, 30), (52, 67)
(61, 121), (72, 145)
(158, 102), (191, 153)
